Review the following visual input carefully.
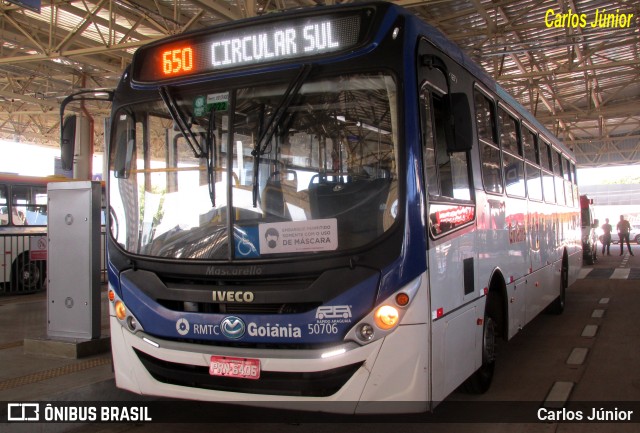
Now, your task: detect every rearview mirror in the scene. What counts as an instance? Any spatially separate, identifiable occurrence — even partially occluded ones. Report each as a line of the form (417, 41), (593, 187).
(61, 115), (76, 171)
(113, 116), (135, 178)
(59, 89), (114, 172)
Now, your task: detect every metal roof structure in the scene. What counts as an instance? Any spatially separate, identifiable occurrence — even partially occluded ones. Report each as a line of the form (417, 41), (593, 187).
(580, 183), (640, 206)
(0, 0), (638, 168)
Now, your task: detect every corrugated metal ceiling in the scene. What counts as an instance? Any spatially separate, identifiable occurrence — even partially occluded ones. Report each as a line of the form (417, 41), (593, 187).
(0, 0), (638, 167)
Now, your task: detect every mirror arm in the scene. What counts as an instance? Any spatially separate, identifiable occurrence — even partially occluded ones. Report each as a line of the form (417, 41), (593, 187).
(59, 89), (114, 171)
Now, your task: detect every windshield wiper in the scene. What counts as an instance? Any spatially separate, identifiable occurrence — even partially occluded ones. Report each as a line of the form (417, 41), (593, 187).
(206, 107), (217, 208)
(159, 86), (205, 158)
(251, 64), (312, 207)
(160, 86), (217, 208)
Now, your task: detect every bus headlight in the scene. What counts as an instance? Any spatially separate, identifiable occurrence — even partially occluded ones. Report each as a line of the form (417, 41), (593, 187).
(126, 316), (139, 331)
(345, 276), (422, 345)
(374, 305), (399, 330)
(357, 324), (375, 341)
(115, 300), (127, 320)
(108, 285), (144, 333)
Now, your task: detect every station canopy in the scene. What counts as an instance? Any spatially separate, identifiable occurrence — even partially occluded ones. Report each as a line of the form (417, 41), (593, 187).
(0, 0), (638, 168)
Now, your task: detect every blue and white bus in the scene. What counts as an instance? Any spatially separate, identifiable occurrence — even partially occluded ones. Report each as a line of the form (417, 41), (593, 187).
(63, 1), (581, 413)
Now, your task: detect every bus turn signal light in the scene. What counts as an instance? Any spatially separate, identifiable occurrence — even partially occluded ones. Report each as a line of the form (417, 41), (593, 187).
(374, 305), (399, 330)
(395, 293), (410, 306)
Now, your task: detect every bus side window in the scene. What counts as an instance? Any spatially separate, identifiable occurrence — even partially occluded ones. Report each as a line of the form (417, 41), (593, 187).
(563, 156), (574, 206)
(540, 140), (555, 203)
(0, 185), (7, 226)
(474, 90), (503, 194)
(11, 186), (29, 226)
(498, 107), (525, 198)
(553, 150), (566, 205)
(421, 87), (471, 201)
(571, 162), (579, 205)
(522, 127), (542, 201)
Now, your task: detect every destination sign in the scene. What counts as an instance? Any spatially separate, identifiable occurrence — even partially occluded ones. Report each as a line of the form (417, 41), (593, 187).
(132, 12), (367, 83)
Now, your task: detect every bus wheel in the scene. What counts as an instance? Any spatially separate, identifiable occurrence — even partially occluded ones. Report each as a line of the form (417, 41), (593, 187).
(463, 306), (497, 394)
(11, 255), (44, 294)
(547, 262), (567, 315)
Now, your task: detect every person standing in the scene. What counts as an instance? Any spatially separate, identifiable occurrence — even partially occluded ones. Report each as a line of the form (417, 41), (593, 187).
(601, 218), (613, 255)
(617, 215), (634, 256)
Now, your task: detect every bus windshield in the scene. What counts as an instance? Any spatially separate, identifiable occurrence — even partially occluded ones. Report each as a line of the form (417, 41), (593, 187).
(109, 72), (399, 260)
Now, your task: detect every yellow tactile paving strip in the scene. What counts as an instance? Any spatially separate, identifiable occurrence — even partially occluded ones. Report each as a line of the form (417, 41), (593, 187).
(0, 357), (112, 391)
(0, 293), (46, 306)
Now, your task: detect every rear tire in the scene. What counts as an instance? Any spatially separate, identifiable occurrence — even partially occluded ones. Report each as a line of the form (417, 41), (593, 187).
(547, 260), (567, 315)
(11, 255), (45, 294)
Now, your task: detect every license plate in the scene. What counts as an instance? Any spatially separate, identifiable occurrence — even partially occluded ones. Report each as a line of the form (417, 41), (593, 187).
(209, 355), (260, 380)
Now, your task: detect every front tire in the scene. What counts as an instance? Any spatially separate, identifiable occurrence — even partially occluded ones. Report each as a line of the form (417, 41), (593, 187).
(463, 297), (498, 393)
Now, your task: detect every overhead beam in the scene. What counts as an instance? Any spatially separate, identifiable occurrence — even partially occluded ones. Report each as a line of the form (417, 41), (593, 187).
(187, 0), (243, 21)
(536, 102), (640, 122)
(0, 38), (160, 65)
(0, 89), (59, 109)
(497, 59), (640, 80)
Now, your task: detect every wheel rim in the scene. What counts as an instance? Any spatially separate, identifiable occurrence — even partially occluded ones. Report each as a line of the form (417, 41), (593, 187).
(483, 316), (496, 364)
(20, 262), (40, 290)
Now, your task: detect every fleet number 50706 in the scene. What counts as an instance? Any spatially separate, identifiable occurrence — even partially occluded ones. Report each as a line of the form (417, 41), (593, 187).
(308, 323), (339, 335)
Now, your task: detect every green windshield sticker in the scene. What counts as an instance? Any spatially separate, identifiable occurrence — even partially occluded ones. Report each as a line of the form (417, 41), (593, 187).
(207, 92), (229, 111)
(194, 93), (228, 117)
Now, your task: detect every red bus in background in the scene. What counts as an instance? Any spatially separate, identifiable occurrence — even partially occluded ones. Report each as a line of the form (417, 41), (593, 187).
(0, 173), (107, 294)
(0, 173), (57, 293)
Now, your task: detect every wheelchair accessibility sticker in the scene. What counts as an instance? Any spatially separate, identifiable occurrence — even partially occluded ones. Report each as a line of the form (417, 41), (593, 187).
(234, 226), (259, 258)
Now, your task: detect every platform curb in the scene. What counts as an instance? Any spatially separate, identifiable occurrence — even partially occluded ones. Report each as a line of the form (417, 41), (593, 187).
(23, 335), (110, 359)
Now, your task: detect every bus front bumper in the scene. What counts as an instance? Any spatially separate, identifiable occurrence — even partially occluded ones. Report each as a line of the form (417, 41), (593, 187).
(110, 315), (429, 414)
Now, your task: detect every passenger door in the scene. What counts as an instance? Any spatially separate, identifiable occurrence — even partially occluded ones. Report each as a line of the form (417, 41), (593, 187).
(417, 39), (478, 401)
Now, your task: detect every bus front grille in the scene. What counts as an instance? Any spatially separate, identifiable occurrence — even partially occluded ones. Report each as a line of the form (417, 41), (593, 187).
(134, 348), (362, 397)
(156, 299), (321, 315)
